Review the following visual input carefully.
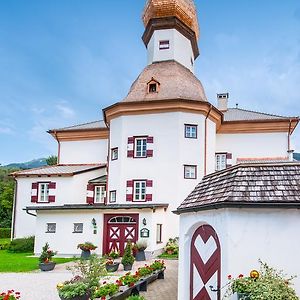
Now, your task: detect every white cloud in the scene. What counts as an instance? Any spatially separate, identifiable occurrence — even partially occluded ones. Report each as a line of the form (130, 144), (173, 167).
(0, 127), (13, 135)
(55, 101), (76, 119)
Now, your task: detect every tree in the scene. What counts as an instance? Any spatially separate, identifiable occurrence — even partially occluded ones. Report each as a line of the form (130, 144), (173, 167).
(46, 155), (58, 166)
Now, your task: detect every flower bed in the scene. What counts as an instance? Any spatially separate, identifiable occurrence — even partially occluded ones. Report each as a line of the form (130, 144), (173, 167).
(0, 290), (21, 300)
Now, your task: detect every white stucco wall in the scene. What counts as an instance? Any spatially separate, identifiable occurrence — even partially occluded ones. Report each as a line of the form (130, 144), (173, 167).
(14, 168), (104, 239)
(216, 132), (288, 164)
(147, 29), (195, 72)
(178, 208), (300, 299)
(59, 139), (108, 164)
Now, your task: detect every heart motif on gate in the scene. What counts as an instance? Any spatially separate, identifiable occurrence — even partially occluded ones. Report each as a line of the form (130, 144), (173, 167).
(190, 225), (221, 300)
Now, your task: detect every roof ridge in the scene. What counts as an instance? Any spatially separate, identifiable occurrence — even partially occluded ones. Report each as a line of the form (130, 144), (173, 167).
(228, 107), (297, 119)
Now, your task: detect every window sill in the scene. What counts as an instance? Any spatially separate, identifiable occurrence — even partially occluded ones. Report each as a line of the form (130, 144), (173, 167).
(156, 241), (163, 244)
(45, 232), (56, 234)
(72, 232), (83, 234)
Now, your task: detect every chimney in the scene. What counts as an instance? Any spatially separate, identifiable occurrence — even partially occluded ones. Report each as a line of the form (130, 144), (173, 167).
(288, 150), (294, 162)
(217, 93), (229, 111)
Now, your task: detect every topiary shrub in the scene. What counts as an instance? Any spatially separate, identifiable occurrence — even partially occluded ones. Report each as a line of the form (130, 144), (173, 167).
(0, 228), (11, 239)
(8, 236), (34, 253)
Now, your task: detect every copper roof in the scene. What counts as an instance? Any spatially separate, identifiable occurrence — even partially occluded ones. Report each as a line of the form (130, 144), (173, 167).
(176, 163), (300, 213)
(223, 108), (296, 122)
(12, 164), (106, 177)
(49, 121), (107, 132)
(143, 0), (199, 38)
(123, 60), (207, 102)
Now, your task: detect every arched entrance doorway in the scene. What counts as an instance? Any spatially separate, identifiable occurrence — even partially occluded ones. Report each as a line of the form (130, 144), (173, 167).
(190, 224), (221, 300)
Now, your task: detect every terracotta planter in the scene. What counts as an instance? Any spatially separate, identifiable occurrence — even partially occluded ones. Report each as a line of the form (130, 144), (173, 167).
(106, 262), (120, 272)
(39, 261), (56, 271)
(123, 263), (133, 271)
(81, 250), (91, 259)
(135, 250), (146, 261)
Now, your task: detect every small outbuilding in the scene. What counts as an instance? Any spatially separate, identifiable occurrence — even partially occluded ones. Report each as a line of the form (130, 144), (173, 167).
(175, 162), (300, 300)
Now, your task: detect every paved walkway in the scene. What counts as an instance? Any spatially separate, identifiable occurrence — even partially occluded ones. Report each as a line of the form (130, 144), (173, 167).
(0, 260), (178, 300)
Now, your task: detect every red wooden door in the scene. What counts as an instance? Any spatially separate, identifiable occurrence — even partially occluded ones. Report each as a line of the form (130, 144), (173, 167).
(103, 214), (138, 255)
(190, 224), (221, 300)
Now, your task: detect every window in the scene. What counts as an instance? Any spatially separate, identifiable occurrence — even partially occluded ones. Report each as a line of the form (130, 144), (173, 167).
(133, 181), (147, 202)
(111, 148), (118, 160)
(159, 40), (170, 50)
(134, 138), (147, 158)
(94, 186), (106, 203)
(39, 183), (49, 202)
(109, 190), (116, 203)
(184, 165), (197, 179)
(185, 124), (197, 139)
(46, 223), (56, 233)
(73, 223), (83, 233)
(156, 224), (162, 243)
(149, 83), (157, 93)
(215, 153), (227, 171)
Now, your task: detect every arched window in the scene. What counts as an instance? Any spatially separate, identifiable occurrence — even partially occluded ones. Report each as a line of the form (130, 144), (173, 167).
(147, 77), (160, 94)
(108, 216), (137, 224)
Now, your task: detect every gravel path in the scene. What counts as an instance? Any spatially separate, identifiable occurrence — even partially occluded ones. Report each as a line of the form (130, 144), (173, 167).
(0, 260), (178, 300)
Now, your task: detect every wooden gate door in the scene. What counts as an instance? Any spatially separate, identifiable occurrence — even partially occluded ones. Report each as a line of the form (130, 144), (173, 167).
(103, 214), (138, 255)
(190, 224), (221, 300)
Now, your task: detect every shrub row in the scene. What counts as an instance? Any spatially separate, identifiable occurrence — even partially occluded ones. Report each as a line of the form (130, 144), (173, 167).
(8, 236), (34, 253)
(0, 228), (11, 239)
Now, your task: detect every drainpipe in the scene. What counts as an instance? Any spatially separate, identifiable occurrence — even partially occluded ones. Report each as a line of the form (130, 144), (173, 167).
(11, 178), (18, 240)
(287, 119), (294, 162)
(104, 118), (110, 206)
(204, 105), (213, 176)
(25, 208), (37, 217)
(53, 131), (61, 164)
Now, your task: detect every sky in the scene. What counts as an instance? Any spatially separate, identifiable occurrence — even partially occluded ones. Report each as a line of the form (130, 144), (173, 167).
(0, 0), (299, 165)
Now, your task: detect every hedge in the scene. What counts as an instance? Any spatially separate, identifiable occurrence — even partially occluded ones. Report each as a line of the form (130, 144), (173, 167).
(0, 228), (11, 239)
(8, 236), (35, 253)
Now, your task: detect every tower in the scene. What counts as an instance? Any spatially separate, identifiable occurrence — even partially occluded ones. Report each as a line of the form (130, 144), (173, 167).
(142, 0), (200, 72)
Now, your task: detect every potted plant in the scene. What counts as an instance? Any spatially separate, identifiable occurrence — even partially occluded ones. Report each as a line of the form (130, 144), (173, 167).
(133, 240), (147, 261)
(164, 237), (179, 256)
(57, 279), (90, 300)
(121, 241), (135, 271)
(0, 290), (21, 300)
(39, 242), (57, 271)
(77, 242), (97, 259)
(105, 258), (120, 272)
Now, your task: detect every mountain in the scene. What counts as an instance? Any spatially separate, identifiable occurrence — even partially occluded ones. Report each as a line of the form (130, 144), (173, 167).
(294, 153), (300, 161)
(2, 158), (47, 169)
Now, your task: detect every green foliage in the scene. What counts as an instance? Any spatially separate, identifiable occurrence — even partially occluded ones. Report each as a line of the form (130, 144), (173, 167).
(0, 239), (10, 250)
(163, 237), (179, 255)
(67, 255), (107, 289)
(46, 155), (58, 166)
(8, 236), (34, 253)
(57, 281), (89, 299)
(0, 228), (11, 238)
(39, 242), (57, 263)
(119, 272), (139, 287)
(77, 242), (97, 251)
(107, 250), (120, 259)
(225, 261), (299, 300)
(126, 296), (146, 300)
(121, 241), (135, 266)
(0, 290), (21, 300)
(149, 260), (165, 271)
(93, 283), (119, 298)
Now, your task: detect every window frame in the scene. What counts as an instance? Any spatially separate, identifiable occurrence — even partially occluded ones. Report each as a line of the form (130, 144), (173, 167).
(109, 190), (117, 203)
(215, 153), (227, 171)
(111, 147), (118, 161)
(133, 180), (147, 202)
(156, 224), (163, 243)
(38, 182), (50, 203)
(94, 185), (106, 204)
(159, 40), (170, 50)
(134, 137), (147, 158)
(46, 223), (56, 233)
(184, 124), (198, 139)
(73, 223), (83, 233)
(184, 165), (197, 179)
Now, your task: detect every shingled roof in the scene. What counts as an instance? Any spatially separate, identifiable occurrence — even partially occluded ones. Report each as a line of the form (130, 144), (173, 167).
(175, 163), (300, 214)
(49, 120), (107, 132)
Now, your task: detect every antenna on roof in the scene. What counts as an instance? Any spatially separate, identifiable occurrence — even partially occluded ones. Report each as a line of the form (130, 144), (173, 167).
(236, 103), (239, 108)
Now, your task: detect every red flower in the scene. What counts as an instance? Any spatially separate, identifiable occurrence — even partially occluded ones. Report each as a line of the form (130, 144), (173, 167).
(227, 275), (232, 280)
(129, 282), (134, 287)
(238, 274), (244, 278)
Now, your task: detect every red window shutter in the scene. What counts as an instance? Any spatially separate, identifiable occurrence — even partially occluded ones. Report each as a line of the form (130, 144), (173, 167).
(146, 150), (153, 157)
(128, 137), (134, 144)
(146, 194), (152, 201)
(48, 182), (56, 203)
(226, 153), (232, 159)
(31, 182), (38, 203)
(127, 180), (134, 188)
(49, 182), (56, 189)
(126, 194), (133, 201)
(147, 136), (154, 143)
(226, 153), (232, 168)
(86, 184), (94, 204)
(127, 150), (134, 158)
(146, 180), (153, 187)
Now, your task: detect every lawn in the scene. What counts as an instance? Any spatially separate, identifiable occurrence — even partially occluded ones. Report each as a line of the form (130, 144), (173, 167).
(158, 253), (178, 260)
(0, 250), (75, 272)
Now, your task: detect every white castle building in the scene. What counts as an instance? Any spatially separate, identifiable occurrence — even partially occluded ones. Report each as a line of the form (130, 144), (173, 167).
(12, 0), (299, 262)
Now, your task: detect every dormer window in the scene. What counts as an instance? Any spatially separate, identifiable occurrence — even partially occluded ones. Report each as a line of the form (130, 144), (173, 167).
(159, 40), (169, 50)
(147, 77), (160, 94)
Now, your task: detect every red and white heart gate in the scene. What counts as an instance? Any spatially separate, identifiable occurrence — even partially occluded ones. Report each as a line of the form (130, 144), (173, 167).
(190, 224), (221, 300)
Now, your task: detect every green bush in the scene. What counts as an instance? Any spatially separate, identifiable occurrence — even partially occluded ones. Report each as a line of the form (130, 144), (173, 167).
(0, 228), (11, 238)
(126, 296), (146, 300)
(8, 236), (34, 253)
(0, 239), (10, 250)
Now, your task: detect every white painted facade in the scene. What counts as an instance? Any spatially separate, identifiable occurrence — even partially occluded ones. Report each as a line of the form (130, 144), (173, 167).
(147, 29), (195, 72)
(216, 132), (289, 163)
(178, 208), (300, 298)
(59, 139), (108, 164)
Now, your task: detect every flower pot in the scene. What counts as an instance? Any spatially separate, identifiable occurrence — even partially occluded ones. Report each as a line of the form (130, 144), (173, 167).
(106, 262), (120, 272)
(59, 293), (90, 300)
(39, 261), (56, 271)
(135, 250), (146, 261)
(237, 293), (250, 300)
(123, 263), (133, 271)
(81, 250), (91, 259)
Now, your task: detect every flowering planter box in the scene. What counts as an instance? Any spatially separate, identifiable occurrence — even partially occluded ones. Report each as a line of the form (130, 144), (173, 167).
(39, 261), (56, 272)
